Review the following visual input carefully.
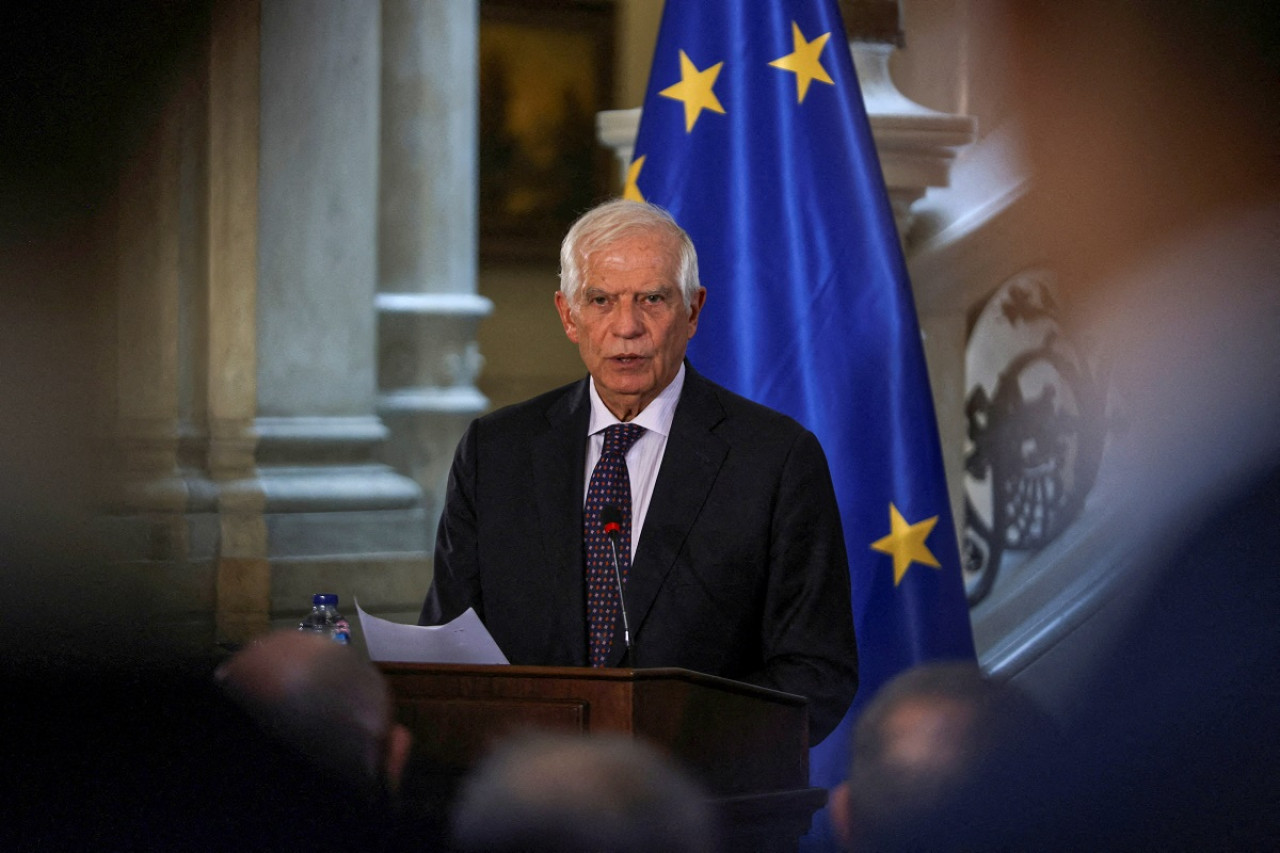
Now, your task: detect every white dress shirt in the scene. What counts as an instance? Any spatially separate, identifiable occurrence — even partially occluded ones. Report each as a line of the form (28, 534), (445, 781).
(583, 363), (685, 561)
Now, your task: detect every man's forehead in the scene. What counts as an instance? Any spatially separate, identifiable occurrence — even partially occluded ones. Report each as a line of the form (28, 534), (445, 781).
(583, 242), (677, 283)
(585, 229), (675, 261)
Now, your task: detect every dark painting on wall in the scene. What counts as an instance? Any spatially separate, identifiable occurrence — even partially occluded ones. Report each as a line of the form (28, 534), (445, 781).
(479, 1), (617, 263)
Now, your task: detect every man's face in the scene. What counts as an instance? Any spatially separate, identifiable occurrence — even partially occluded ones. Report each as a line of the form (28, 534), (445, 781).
(555, 232), (706, 421)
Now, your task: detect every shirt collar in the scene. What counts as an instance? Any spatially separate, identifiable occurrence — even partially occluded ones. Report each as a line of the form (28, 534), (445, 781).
(587, 362), (685, 439)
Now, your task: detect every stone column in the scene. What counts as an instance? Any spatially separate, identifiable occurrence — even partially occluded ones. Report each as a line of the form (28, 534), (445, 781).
(110, 43), (226, 649)
(258, 0), (427, 621)
(377, 0), (491, 541)
(209, 0), (269, 644)
(114, 86), (189, 532)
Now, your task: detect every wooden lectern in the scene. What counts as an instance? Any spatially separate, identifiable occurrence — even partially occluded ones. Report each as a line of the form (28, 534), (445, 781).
(378, 663), (826, 851)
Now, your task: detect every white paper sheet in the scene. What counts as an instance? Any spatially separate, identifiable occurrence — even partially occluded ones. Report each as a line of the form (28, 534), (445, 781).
(355, 600), (509, 665)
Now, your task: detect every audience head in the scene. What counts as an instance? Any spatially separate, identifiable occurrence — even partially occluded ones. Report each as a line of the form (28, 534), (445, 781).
(450, 729), (717, 853)
(216, 629), (412, 798)
(9, 657), (409, 851)
(559, 199), (701, 310)
(831, 662), (1056, 851)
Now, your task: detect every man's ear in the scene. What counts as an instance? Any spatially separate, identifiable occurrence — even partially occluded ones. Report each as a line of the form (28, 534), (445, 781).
(686, 287), (707, 338)
(554, 291), (580, 343)
(829, 781), (854, 849)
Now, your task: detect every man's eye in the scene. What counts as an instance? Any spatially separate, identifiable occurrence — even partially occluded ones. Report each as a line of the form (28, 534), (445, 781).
(643, 293), (665, 304)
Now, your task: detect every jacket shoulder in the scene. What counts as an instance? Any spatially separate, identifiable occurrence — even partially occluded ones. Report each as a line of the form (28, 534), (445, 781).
(682, 367), (811, 440)
(473, 378), (586, 434)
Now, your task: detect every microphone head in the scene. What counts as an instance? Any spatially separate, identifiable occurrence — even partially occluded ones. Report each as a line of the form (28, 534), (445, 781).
(600, 504), (622, 538)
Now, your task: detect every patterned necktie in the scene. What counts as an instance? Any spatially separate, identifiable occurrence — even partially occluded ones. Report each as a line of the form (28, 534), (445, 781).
(584, 423), (646, 667)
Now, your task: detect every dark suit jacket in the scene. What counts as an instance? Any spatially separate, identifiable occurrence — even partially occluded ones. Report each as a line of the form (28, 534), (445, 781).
(419, 365), (858, 743)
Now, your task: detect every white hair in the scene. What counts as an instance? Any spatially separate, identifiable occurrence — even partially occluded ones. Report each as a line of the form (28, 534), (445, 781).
(558, 199), (701, 310)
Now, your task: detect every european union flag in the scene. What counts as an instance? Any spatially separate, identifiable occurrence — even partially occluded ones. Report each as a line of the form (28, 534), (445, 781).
(628, 1), (975, 847)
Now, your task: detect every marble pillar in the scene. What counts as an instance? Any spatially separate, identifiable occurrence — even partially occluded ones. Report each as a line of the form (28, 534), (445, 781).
(209, 0), (268, 644)
(257, 0), (427, 625)
(377, 0), (491, 543)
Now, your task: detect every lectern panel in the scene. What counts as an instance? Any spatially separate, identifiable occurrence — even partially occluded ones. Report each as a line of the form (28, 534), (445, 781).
(378, 663), (822, 851)
(399, 697), (587, 770)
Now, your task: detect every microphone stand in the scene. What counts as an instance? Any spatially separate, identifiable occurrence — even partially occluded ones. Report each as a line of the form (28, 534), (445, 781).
(601, 506), (634, 667)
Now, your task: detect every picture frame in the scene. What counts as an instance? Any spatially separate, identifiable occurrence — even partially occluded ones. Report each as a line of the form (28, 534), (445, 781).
(478, 0), (617, 263)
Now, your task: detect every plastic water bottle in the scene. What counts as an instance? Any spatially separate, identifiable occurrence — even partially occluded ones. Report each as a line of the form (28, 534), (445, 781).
(297, 592), (351, 645)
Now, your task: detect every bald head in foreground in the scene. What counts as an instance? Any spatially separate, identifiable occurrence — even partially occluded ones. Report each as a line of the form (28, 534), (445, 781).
(831, 662), (1057, 851)
(216, 630), (413, 798)
(450, 730), (717, 853)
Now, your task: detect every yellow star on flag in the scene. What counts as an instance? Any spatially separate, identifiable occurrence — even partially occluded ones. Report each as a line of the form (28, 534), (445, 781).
(768, 22), (834, 103)
(622, 155), (646, 202)
(871, 503), (941, 586)
(659, 50), (726, 132)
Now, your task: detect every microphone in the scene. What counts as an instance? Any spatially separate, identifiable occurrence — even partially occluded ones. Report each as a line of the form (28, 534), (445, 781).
(600, 504), (634, 665)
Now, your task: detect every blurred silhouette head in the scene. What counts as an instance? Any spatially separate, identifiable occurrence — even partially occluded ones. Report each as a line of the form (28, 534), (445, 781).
(831, 662), (1056, 851)
(216, 630), (412, 797)
(450, 730), (717, 853)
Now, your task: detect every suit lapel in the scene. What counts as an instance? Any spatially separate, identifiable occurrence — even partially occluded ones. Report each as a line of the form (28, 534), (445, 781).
(619, 368), (728, 659)
(532, 377), (591, 662)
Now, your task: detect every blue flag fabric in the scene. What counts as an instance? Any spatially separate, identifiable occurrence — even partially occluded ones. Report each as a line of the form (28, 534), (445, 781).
(628, 2), (976, 847)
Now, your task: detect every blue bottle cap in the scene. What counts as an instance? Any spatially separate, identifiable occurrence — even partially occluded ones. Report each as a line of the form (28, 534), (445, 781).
(312, 593), (339, 606)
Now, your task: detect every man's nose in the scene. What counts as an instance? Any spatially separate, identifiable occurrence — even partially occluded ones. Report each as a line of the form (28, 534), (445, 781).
(611, 300), (643, 336)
